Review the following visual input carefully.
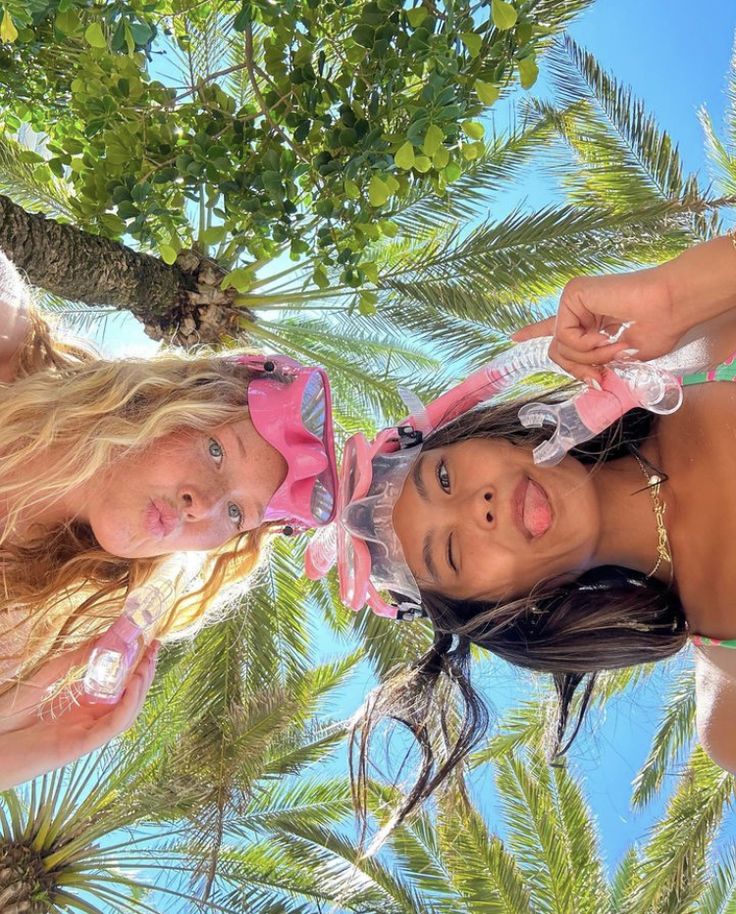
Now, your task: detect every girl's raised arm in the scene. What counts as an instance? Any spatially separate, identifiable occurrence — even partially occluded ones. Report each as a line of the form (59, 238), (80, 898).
(514, 233), (736, 382)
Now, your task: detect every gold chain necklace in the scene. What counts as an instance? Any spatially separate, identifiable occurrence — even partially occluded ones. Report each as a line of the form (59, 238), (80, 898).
(632, 453), (673, 582)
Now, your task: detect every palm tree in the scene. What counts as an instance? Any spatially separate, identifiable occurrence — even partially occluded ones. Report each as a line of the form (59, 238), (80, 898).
(0, 560), (359, 913)
(254, 738), (736, 914)
(3, 26), (736, 914)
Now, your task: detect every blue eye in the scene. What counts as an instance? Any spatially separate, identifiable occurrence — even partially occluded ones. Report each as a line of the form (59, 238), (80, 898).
(228, 503), (244, 528)
(437, 459), (450, 492)
(209, 438), (224, 462)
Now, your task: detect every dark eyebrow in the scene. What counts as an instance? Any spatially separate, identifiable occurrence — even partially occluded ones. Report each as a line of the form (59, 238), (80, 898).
(422, 530), (439, 584)
(412, 454), (429, 501)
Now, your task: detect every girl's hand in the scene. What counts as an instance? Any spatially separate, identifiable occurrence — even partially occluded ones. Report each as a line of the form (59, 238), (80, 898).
(0, 641), (159, 790)
(512, 267), (686, 383)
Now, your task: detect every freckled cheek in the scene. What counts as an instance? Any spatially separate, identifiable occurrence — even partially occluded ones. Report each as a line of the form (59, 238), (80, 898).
(182, 518), (238, 551)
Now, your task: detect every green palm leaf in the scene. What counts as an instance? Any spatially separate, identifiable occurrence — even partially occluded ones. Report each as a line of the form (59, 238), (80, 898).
(697, 844), (736, 914)
(631, 664), (697, 809)
(436, 793), (533, 914)
(496, 749), (577, 914)
(0, 130), (78, 221)
(547, 37), (705, 211)
(701, 107), (736, 199)
(622, 745), (736, 914)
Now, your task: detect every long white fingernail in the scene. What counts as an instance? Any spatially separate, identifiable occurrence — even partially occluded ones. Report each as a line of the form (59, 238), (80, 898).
(619, 348), (639, 359)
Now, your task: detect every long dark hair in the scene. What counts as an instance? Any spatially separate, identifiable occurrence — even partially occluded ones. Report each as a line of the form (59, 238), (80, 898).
(350, 388), (687, 837)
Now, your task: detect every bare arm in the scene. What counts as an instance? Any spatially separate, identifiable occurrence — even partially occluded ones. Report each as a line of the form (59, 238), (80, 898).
(0, 250), (31, 382)
(695, 646), (736, 774)
(513, 234), (736, 381)
(0, 642), (159, 790)
(662, 235), (736, 334)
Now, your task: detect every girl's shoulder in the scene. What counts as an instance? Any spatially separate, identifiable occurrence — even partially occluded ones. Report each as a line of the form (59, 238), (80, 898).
(0, 250), (97, 383)
(0, 251), (32, 383)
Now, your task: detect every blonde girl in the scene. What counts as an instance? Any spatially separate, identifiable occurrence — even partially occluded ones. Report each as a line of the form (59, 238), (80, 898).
(0, 250), (336, 787)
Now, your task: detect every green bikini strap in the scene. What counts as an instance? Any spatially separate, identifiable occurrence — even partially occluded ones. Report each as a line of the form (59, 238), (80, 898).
(691, 634), (736, 649)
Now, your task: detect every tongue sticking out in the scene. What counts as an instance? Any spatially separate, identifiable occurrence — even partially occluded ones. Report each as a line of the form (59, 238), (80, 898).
(523, 479), (552, 537)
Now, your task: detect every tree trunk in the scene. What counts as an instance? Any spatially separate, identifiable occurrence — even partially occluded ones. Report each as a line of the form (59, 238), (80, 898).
(0, 194), (246, 347)
(0, 842), (54, 914)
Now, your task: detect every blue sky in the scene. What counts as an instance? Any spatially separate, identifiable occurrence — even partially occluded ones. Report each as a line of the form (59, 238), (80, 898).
(90, 0), (736, 890)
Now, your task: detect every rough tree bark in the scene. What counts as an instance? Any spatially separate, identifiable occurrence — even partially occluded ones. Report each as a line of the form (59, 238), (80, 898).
(0, 194), (244, 347)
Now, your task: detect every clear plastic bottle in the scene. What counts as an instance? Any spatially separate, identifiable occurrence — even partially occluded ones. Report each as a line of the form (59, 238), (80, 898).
(82, 559), (183, 704)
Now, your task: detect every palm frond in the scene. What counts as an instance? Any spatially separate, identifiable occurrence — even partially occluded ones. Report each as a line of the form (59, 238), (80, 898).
(379, 201), (714, 322)
(701, 106), (736, 199)
(528, 0), (598, 34)
(550, 761), (610, 913)
(472, 695), (550, 766)
(436, 794), (533, 914)
(610, 848), (640, 914)
(622, 745), (736, 914)
(391, 107), (562, 237)
(697, 843), (736, 914)
(267, 819), (434, 914)
(727, 34), (736, 153)
(0, 130), (78, 221)
(237, 776), (353, 835)
(547, 37), (704, 210)
(496, 749), (576, 914)
(631, 664), (697, 809)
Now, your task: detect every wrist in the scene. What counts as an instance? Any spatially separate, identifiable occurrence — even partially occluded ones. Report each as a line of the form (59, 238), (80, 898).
(653, 261), (690, 340)
(660, 236), (736, 335)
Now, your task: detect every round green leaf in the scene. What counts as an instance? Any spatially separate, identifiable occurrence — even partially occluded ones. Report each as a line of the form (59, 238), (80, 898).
(362, 262), (379, 283)
(475, 80), (500, 106)
(369, 175), (390, 207)
(313, 265), (330, 289)
(344, 179), (361, 200)
(422, 124), (444, 157)
(406, 6), (428, 27)
(444, 162), (462, 182)
(462, 120), (485, 140)
(384, 174), (400, 194)
(518, 54), (539, 89)
(394, 141), (416, 170)
(460, 31), (482, 58)
(55, 9), (80, 36)
(202, 226), (226, 245)
(413, 155), (432, 173)
(0, 10), (18, 44)
(433, 146), (450, 168)
(492, 0), (518, 30)
(462, 141), (484, 161)
(359, 290), (378, 315)
(159, 245), (177, 266)
(222, 267), (253, 293)
(84, 21), (106, 48)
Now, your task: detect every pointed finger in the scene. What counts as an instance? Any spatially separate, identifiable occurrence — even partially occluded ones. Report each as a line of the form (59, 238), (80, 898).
(555, 340), (635, 367)
(511, 316), (556, 342)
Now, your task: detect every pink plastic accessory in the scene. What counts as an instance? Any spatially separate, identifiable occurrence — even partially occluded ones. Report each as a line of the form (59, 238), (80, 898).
(306, 337), (686, 619)
(82, 557), (186, 704)
(234, 354), (338, 533)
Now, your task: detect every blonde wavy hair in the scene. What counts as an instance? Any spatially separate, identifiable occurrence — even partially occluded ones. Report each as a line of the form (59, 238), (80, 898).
(1, 300), (271, 688)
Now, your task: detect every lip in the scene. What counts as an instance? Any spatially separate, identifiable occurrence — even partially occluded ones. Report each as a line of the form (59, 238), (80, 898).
(512, 477), (532, 540)
(145, 499), (180, 538)
(512, 476), (553, 540)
